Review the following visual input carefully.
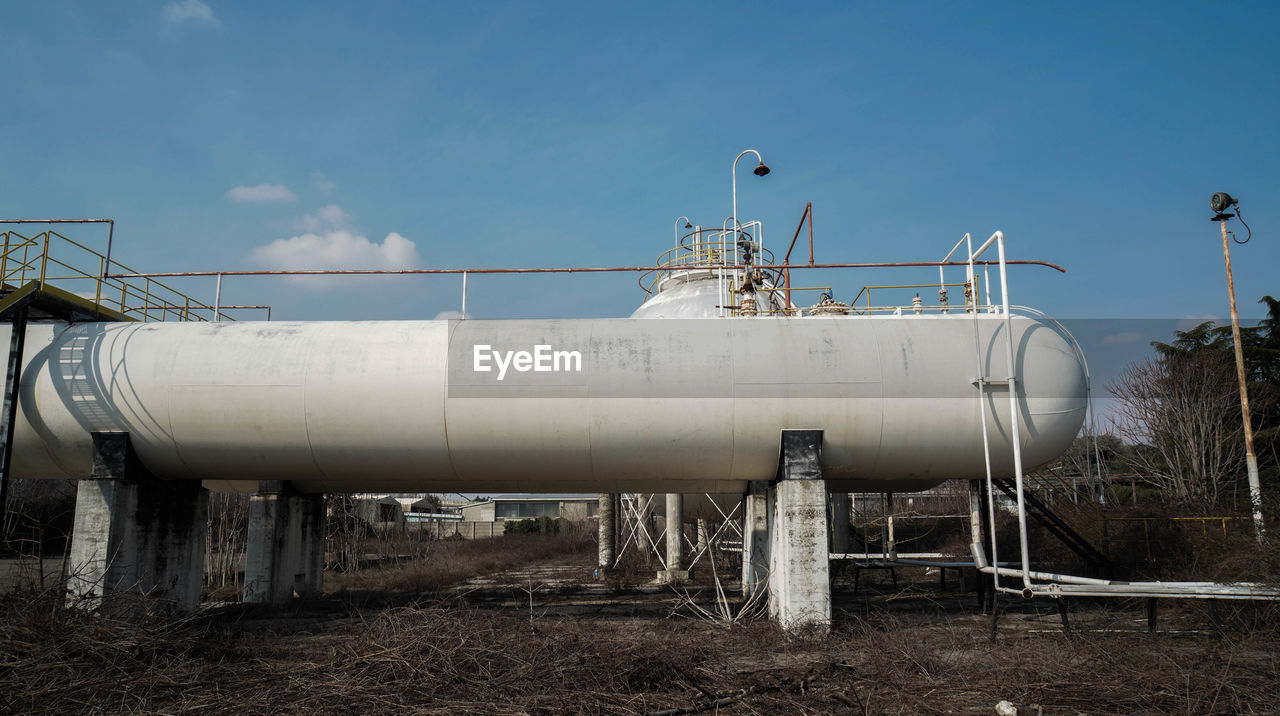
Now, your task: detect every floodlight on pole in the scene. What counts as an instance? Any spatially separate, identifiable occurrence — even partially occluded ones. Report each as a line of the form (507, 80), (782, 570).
(731, 149), (770, 249)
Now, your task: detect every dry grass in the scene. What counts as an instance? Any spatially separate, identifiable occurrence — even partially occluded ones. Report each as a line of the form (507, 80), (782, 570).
(325, 533), (595, 597)
(4, 576), (1280, 714)
(5, 516), (1280, 715)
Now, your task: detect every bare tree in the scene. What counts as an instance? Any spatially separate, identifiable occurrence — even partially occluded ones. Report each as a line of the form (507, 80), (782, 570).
(206, 492), (250, 590)
(1108, 352), (1244, 505)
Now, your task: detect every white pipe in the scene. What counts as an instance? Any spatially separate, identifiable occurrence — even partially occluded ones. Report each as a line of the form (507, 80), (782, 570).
(995, 234), (1033, 590)
(731, 149), (764, 257)
(940, 233), (971, 294)
(970, 543), (1111, 586)
(673, 216), (690, 250)
(983, 263), (991, 311)
(965, 233), (975, 311)
(958, 234), (1280, 603)
(213, 272), (223, 322)
(967, 430), (1280, 599)
(973, 231), (1000, 259)
(719, 219), (731, 318)
(461, 271), (468, 319)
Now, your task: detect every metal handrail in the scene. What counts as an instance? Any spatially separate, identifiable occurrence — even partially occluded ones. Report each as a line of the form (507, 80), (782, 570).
(851, 280), (978, 312)
(0, 230), (231, 322)
(641, 223), (778, 297)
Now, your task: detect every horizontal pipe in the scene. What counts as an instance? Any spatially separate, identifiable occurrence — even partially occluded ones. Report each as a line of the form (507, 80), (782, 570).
(1023, 585), (1280, 600)
(971, 542), (1280, 599)
(970, 543), (1112, 585)
(105, 259), (1066, 280)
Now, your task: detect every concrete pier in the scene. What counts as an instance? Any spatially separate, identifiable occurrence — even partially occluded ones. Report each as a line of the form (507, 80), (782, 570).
(767, 430), (831, 631)
(658, 492), (688, 583)
(243, 480), (325, 606)
(67, 432), (209, 614)
(741, 480), (769, 598)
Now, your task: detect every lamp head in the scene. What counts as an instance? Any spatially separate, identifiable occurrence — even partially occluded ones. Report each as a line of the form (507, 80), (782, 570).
(1210, 192), (1237, 214)
(753, 162), (771, 177)
(684, 221), (693, 229)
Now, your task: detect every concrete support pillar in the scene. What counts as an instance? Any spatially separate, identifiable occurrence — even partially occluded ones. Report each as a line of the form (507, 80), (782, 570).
(741, 480), (769, 597)
(882, 492), (896, 559)
(67, 432), (209, 614)
(243, 480), (325, 606)
(658, 492), (688, 583)
(768, 430), (831, 631)
(829, 492), (851, 555)
(597, 493), (615, 569)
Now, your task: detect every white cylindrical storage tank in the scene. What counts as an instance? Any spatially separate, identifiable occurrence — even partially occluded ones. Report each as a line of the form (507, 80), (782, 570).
(7, 315), (1086, 494)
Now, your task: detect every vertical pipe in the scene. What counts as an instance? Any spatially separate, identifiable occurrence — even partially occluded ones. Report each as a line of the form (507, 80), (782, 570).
(461, 271), (468, 318)
(102, 220), (115, 281)
(1219, 219), (1265, 539)
(39, 232), (50, 284)
(983, 264), (991, 311)
(213, 273), (223, 322)
(718, 224), (726, 318)
(807, 203), (814, 266)
(997, 235), (1033, 591)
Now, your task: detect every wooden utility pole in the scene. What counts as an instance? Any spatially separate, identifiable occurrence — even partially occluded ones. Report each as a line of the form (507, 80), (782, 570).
(1216, 201), (1265, 540)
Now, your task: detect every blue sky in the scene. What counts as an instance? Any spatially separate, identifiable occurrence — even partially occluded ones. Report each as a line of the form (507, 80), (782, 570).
(2, 1), (1278, 327)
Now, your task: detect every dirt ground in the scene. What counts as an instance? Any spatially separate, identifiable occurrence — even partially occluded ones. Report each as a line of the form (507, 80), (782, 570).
(3, 543), (1279, 715)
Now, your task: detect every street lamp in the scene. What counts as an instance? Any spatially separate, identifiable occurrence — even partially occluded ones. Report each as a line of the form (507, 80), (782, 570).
(1212, 192), (1265, 539)
(673, 216), (692, 250)
(731, 149), (770, 250)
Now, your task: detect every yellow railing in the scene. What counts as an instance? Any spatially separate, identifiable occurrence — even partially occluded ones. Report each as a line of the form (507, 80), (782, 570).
(639, 240), (778, 296)
(850, 280), (980, 314)
(1100, 516), (1252, 562)
(0, 230), (233, 322)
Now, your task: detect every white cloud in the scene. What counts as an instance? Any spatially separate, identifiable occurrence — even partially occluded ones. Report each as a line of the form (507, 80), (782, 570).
(248, 205), (421, 289)
(228, 183), (295, 204)
(162, 0), (221, 27)
(296, 204), (349, 231)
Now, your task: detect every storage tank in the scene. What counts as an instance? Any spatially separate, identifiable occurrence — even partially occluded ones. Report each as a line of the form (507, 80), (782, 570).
(6, 313), (1086, 494)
